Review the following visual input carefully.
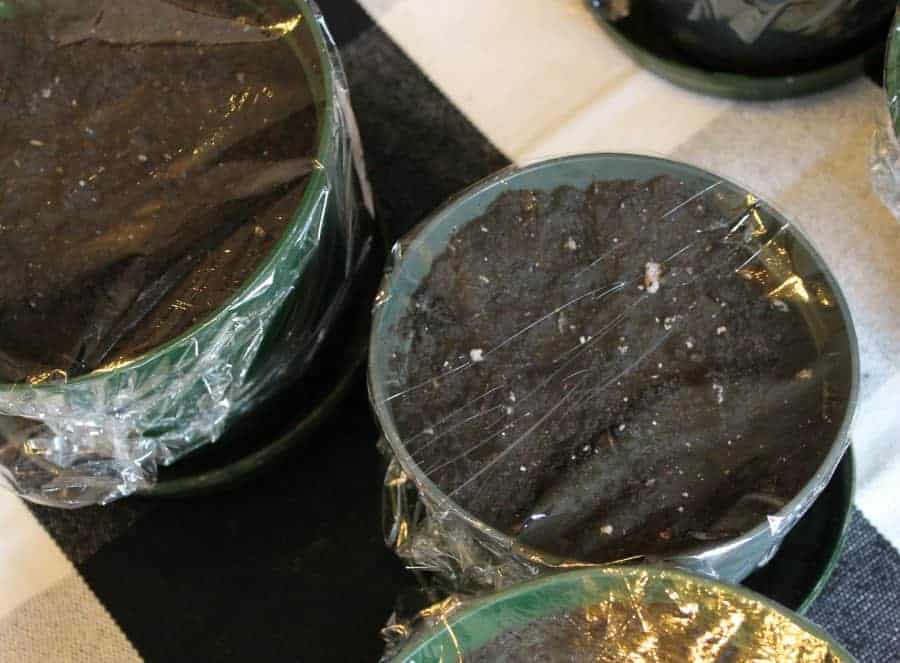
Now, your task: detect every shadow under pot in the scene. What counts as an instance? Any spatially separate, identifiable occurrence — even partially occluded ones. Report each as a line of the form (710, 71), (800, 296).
(0, 0), (363, 506)
(388, 566), (855, 662)
(370, 154), (858, 589)
(611, 0), (895, 76)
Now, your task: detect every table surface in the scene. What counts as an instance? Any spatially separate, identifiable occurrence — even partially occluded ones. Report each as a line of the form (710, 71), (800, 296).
(1, 1), (899, 661)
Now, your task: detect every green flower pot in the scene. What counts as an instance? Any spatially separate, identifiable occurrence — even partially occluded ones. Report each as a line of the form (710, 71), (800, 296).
(634, 0), (894, 76)
(390, 566), (856, 662)
(370, 154), (858, 588)
(0, 0), (364, 506)
(587, 1), (893, 100)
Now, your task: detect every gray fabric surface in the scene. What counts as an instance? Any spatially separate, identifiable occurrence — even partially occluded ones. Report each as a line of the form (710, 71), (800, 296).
(808, 509), (900, 662)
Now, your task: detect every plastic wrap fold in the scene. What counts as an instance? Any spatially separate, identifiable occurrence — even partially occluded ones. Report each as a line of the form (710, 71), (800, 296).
(0, 0), (372, 506)
(383, 567), (855, 662)
(370, 155), (857, 593)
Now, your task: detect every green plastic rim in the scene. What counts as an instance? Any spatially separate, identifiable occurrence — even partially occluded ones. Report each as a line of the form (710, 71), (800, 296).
(885, 9), (900, 139)
(590, 8), (874, 101)
(393, 566), (856, 662)
(0, 0), (336, 394)
(370, 153), (860, 583)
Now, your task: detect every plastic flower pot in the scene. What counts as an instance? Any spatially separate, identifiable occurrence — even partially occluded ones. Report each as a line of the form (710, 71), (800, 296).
(610, 0), (894, 76)
(370, 154), (858, 589)
(586, 0), (893, 100)
(389, 566), (855, 662)
(0, 0), (367, 505)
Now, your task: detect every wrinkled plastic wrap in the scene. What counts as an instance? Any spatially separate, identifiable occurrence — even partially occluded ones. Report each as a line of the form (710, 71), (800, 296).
(370, 155), (857, 593)
(872, 10), (900, 220)
(0, 0), (372, 506)
(384, 567), (855, 662)
(591, 0), (894, 75)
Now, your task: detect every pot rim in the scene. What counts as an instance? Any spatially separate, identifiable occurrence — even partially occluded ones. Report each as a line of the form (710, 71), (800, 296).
(0, 0), (337, 392)
(369, 152), (860, 575)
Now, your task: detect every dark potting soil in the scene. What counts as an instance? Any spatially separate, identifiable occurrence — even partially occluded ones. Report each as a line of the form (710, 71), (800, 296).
(0, 0), (317, 383)
(389, 176), (847, 564)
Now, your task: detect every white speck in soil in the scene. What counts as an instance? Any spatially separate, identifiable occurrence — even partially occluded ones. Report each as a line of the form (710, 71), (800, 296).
(600, 524), (614, 535)
(40, 87), (52, 99)
(505, 406), (514, 415)
(682, 491), (689, 498)
(772, 298), (789, 312)
(716, 325), (727, 336)
(424, 427), (435, 436)
(469, 348), (484, 363)
(652, 420), (658, 426)
(645, 478), (655, 487)
(29, 139), (45, 147)
(618, 344), (629, 354)
(582, 445), (590, 452)
(478, 275), (490, 284)
(519, 465), (527, 472)
(579, 336), (588, 344)
(677, 506), (684, 513)
(138, 154), (149, 163)
(618, 424), (626, 432)
(712, 382), (724, 404)
(509, 392), (516, 402)
(685, 337), (695, 349)
(613, 237), (619, 243)
(480, 225), (489, 233)
(795, 368), (813, 380)
(644, 261), (662, 294)
(565, 237), (578, 251)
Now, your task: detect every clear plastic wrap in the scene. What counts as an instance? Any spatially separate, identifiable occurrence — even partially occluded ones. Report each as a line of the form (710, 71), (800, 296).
(384, 566), (855, 662)
(0, 0), (372, 506)
(370, 155), (857, 592)
(872, 10), (900, 220)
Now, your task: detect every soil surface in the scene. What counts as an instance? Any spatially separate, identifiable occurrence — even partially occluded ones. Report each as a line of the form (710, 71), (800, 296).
(0, 0), (317, 383)
(389, 176), (847, 563)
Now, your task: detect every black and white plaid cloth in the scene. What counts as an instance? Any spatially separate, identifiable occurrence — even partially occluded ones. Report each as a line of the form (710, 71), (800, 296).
(1, 1), (898, 661)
